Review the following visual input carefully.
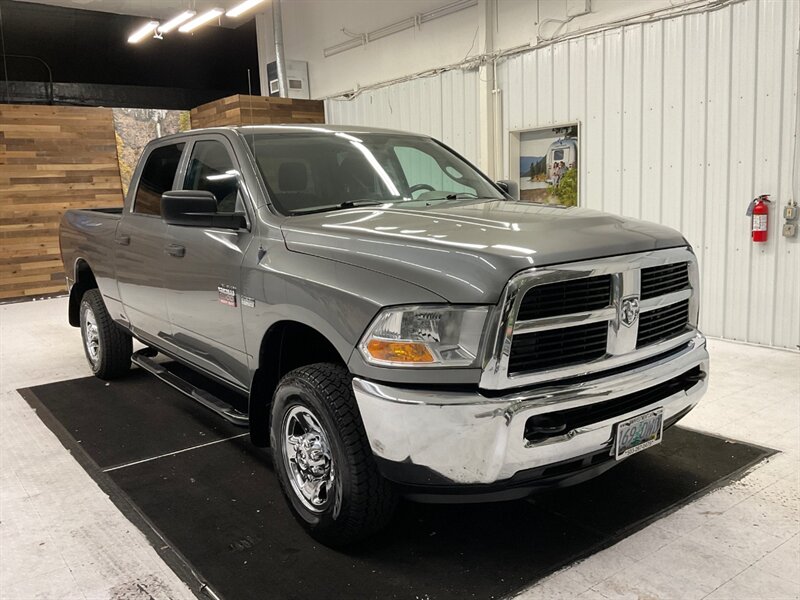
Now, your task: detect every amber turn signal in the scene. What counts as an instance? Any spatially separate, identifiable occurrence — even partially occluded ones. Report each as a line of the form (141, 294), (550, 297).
(365, 339), (435, 363)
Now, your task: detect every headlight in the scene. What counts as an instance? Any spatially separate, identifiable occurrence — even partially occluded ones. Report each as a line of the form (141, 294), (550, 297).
(359, 305), (489, 367)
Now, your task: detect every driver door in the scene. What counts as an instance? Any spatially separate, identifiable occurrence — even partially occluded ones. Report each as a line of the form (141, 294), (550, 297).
(162, 136), (253, 389)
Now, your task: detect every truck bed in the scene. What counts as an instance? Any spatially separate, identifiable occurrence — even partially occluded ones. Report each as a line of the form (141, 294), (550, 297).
(80, 207), (124, 215)
(59, 207), (123, 296)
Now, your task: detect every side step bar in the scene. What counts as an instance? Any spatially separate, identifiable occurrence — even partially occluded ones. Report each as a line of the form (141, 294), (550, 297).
(131, 350), (249, 427)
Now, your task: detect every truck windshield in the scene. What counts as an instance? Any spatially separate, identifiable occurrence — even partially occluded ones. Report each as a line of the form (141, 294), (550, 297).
(242, 131), (504, 215)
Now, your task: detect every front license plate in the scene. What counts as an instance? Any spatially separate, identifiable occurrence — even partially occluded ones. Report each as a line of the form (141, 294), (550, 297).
(614, 408), (664, 460)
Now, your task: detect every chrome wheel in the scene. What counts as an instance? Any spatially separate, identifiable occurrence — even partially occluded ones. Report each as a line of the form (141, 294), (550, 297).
(282, 405), (336, 512)
(83, 307), (100, 364)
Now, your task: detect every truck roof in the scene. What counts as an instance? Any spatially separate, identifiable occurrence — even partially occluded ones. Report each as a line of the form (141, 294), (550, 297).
(159, 124), (427, 140)
(238, 124), (424, 136)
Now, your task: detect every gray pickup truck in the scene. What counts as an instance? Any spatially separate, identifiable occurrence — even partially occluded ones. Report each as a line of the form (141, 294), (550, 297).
(59, 125), (708, 545)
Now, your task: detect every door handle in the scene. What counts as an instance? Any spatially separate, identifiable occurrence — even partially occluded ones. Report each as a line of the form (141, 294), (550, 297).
(115, 235), (131, 246)
(165, 243), (186, 257)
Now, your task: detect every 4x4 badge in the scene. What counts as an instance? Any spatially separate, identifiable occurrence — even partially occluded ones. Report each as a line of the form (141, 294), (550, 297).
(218, 285), (237, 307)
(620, 296), (640, 328)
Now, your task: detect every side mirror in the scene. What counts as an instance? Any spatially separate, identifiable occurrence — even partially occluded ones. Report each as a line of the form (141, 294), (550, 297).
(496, 180), (520, 200)
(161, 190), (246, 229)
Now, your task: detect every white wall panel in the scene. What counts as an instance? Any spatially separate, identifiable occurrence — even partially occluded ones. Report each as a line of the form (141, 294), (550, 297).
(552, 42), (571, 125)
(327, 0), (799, 349)
(603, 30), (624, 217)
(681, 14), (705, 255)
(620, 24), (643, 220)
(325, 69), (480, 162)
(567, 37), (588, 123)
(661, 16), (685, 231)
(537, 47), (555, 125)
(498, 0), (799, 349)
(585, 33), (606, 212)
(639, 21), (665, 225)
(773, 0), (800, 351)
(702, 5), (733, 339)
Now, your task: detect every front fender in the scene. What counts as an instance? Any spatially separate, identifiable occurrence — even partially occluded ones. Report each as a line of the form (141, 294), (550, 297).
(240, 243), (446, 377)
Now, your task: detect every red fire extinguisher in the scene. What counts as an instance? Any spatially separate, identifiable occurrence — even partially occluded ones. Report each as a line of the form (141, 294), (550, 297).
(747, 195), (771, 243)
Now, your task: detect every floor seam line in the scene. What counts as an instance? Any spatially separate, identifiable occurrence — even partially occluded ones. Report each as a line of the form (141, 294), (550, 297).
(102, 433), (249, 473)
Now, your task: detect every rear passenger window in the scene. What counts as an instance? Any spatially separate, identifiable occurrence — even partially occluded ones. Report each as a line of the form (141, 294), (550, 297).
(133, 143), (184, 216)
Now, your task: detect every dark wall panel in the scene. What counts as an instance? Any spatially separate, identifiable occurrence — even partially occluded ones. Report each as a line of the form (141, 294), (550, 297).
(0, 0), (260, 104)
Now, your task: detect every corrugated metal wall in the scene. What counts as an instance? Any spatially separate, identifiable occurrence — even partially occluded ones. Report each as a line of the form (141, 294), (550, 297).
(326, 69), (481, 165)
(327, 0), (800, 350)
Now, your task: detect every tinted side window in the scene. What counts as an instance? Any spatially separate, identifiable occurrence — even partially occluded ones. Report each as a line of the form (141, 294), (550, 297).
(184, 140), (241, 212)
(133, 143), (184, 216)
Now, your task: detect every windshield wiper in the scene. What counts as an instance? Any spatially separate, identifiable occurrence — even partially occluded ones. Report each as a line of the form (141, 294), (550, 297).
(289, 200), (386, 216)
(444, 192), (480, 200)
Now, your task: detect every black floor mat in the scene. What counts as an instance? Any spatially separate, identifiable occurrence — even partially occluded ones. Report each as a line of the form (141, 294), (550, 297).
(20, 370), (773, 600)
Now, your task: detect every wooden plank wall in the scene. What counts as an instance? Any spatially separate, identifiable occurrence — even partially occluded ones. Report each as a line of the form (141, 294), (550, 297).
(190, 94), (325, 128)
(0, 104), (123, 300)
(0, 96), (322, 300)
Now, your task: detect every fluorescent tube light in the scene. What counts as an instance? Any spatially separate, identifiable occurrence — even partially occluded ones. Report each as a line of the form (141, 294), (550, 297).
(179, 8), (224, 33)
(226, 0), (266, 18)
(158, 10), (196, 33)
(127, 20), (159, 43)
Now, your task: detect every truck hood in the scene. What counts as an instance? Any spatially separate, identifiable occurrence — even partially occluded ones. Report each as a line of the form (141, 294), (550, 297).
(281, 200), (687, 303)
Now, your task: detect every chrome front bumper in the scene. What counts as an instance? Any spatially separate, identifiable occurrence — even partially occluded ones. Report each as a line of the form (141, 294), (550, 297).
(352, 333), (708, 488)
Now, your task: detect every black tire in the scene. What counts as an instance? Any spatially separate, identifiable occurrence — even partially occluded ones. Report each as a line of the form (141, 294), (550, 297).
(270, 363), (397, 546)
(79, 288), (132, 380)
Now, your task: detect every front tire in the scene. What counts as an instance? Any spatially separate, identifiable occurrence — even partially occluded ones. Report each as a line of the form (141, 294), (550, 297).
(79, 289), (132, 380)
(270, 363), (397, 546)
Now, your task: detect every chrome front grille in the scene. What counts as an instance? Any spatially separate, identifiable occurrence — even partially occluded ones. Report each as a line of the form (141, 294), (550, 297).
(641, 262), (690, 299)
(517, 275), (613, 320)
(481, 248), (700, 390)
(637, 299), (690, 347)
(509, 322), (608, 375)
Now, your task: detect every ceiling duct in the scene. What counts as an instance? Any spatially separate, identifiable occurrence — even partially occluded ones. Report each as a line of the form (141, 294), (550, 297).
(272, 0), (289, 97)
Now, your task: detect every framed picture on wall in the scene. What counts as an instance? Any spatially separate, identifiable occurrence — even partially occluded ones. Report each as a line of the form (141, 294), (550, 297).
(510, 123), (580, 207)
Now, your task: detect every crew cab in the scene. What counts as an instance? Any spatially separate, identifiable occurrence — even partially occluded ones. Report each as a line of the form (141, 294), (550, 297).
(59, 125), (708, 545)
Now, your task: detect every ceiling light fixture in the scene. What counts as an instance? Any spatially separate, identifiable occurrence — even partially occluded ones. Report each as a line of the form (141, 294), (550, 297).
(179, 8), (225, 33)
(158, 10), (196, 34)
(226, 0), (267, 18)
(127, 20), (159, 43)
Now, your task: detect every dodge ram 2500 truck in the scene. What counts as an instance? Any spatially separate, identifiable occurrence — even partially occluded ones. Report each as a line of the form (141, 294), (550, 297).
(60, 125), (708, 545)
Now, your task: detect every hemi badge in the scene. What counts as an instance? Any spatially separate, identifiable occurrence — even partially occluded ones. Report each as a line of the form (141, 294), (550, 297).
(218, 285), (237, 307)
(242, 296), (255, 308)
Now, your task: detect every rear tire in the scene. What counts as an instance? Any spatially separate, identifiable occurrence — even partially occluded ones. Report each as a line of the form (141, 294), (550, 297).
(79, 288), (132, 380)
(270, 363), (397, 547)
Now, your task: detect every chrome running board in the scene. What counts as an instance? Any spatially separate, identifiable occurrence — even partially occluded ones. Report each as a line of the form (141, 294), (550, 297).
(131, 350), (249, 427)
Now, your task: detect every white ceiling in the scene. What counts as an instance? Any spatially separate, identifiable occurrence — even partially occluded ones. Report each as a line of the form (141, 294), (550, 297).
(17, 0), (268, 23)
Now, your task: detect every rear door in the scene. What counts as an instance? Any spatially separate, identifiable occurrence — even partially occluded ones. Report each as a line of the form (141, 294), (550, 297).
(162, 135), (253, 388)
(115, 141), (185, 340)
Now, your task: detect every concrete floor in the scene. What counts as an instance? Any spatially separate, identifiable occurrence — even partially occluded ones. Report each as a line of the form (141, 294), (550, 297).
(1, 297), (798, 600)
